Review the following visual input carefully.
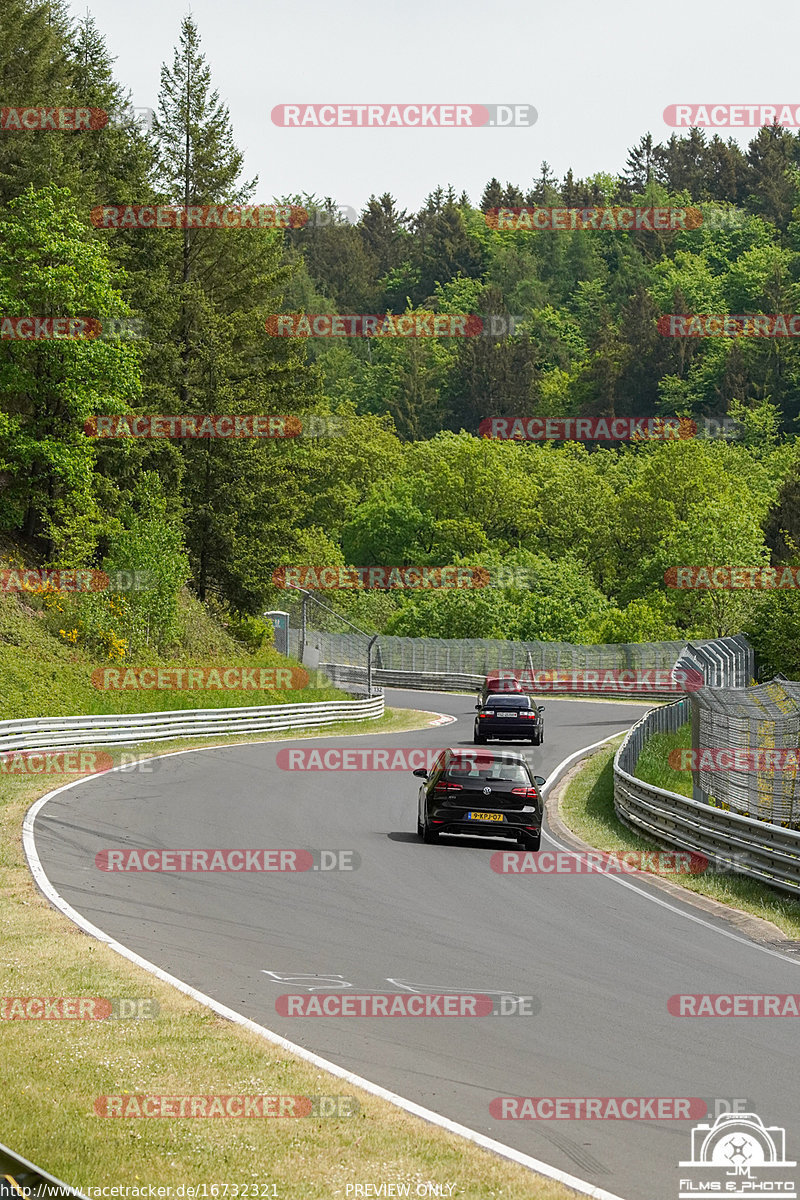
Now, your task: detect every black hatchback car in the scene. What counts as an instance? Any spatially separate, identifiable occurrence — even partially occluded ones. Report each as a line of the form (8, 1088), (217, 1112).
(474, 693), (545, 744)
(415, 748), (544, 849)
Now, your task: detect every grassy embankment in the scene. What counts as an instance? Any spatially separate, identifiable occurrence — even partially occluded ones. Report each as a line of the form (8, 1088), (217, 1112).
(0, 574), (578, 1198)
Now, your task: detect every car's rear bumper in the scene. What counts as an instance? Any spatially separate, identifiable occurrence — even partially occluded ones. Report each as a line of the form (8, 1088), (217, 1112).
(428, 811), (541, 839)
(475, 722), (540, 740)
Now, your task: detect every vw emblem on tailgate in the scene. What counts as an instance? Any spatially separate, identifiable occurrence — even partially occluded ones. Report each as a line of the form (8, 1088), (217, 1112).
(483, 786), (492, 795)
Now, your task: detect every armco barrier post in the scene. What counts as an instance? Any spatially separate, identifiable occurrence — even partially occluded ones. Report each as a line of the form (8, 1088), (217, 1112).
(367, 635), (379, 698)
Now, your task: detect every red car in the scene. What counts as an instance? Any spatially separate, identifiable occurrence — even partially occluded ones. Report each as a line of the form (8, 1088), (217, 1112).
(479, 673), (525, 704)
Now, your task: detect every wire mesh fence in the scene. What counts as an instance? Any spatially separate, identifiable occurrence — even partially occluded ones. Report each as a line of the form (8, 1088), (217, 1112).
(272, 594), (800, 830)
(275, 592), (754, 696)
(690, 677), (800, 826)
(617, 698), (692, 773)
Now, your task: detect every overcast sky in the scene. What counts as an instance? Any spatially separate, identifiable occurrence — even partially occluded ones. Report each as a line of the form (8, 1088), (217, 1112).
(67, 0), (800, 214)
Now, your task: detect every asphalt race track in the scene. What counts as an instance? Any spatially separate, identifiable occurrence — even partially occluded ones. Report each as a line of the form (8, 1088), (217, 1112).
(31, 689), (800, 1200)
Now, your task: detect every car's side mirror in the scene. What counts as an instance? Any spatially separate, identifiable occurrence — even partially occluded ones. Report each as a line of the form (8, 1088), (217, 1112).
(537, 705), (546, 712)
(412, 768), (428, 779)
(533, 775), (546, 787)
(474, 704), (482, 711)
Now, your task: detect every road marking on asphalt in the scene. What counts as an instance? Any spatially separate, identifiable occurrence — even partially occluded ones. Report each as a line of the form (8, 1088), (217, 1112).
(24, 705), (797, 1200)
(24, 732), (627, 1200)
(540, 734), (800, 969)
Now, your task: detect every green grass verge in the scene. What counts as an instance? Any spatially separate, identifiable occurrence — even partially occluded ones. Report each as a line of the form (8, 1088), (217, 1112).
(559, 738), (800, 940)
(0, 708), (580, 1199)
(634, 722), (692, 796)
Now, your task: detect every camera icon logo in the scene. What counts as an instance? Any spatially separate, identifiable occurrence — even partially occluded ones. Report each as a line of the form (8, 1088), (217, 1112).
(680, 1112), (796, 1198)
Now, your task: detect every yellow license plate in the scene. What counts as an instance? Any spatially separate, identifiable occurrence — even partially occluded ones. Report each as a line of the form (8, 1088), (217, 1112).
(467, 811), (504, 821)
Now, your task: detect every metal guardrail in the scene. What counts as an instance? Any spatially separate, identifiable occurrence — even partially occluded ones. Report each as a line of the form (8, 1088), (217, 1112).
(0, 1139), (88, 1199)
(320, 662), (688, 699)
(614, 701), (800, 898)
(0, 696), (384, 755)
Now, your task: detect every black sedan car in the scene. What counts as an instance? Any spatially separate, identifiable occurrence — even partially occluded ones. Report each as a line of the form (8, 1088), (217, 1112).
(415, 747), (544, 849)
(474, 693), (545, 745)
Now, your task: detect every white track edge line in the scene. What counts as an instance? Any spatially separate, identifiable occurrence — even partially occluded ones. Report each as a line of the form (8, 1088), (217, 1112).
(22, 728), (626, 1200)
(541, 735), (800, 969)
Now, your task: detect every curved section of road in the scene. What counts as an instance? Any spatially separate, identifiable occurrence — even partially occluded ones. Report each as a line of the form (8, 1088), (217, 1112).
(29, 690), (800, 1200)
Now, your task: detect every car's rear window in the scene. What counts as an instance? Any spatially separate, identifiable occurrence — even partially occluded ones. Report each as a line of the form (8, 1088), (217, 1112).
(446, 759), (530, 784)
(484, 694), (531, 708)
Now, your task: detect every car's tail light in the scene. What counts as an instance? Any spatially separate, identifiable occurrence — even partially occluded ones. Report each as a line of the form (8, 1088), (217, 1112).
(477, 711), (492, 718)
(434, 781), (463, 793)
(520, 712), (538, 720)
(511, 787), (540, 799)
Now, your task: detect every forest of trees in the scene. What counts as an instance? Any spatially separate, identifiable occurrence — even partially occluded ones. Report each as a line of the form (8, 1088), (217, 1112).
(2, 0), (800, 677)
